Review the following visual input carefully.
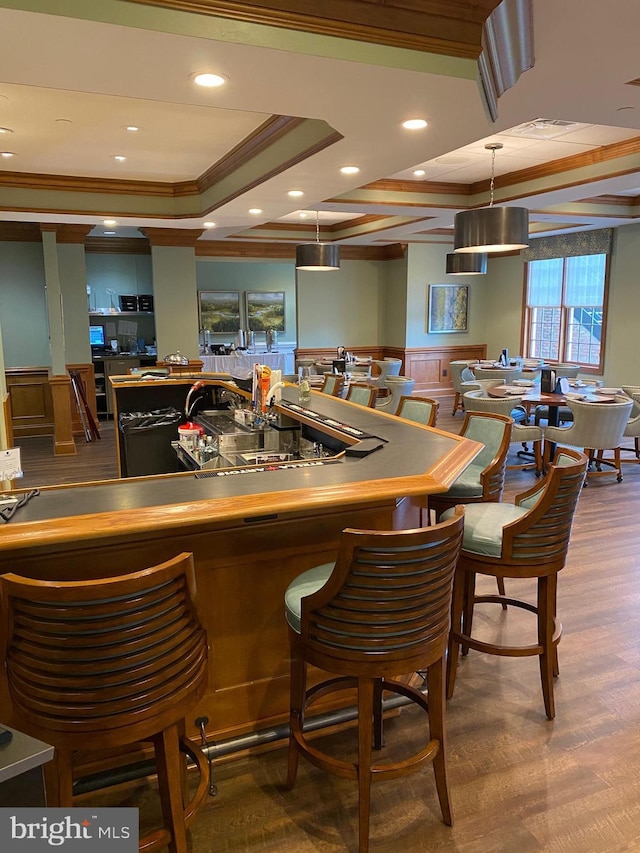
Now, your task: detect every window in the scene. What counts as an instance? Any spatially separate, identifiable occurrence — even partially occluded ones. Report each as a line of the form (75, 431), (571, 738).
(523, 253), (607, 369)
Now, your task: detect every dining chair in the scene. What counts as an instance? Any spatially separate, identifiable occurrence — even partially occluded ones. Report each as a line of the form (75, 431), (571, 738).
(374, 375), (416, 413)
(0, 553), (210, 853)
(345, 382), (377, 408)
(320, 373), (345, 397)
(463, 389), (544, 475)
(543, 395), (633, 481)
(449, 361), (474, 416)
(621, 386), (640, 460)
(428, 411), (513, 522)
(473, 367), (522, 384)
(284, 509), (465, 853)
(394, 395), (438, 427)
(443, 447), (588, 719)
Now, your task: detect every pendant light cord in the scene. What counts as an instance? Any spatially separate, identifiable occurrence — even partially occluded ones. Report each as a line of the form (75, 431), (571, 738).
(315, 209), (320, 244)
(489, 147), (496, 207)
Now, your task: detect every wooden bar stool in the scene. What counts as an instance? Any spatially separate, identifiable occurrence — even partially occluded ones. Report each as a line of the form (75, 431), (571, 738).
(0, 553), (210, 853)
(284, 510), (464, 852)
(443, 448), (588, 719)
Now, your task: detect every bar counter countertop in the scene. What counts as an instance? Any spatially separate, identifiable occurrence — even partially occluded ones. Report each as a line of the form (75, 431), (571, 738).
(0, 376), (480, 750)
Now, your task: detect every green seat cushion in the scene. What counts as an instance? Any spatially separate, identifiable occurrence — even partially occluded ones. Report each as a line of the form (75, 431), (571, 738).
(284, 562), (334, 633)
(444, 463), (485, 498)
(442, 502), (528, 557)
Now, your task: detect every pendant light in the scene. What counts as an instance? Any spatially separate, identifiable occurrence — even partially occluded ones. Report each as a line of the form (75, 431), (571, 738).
(453, 143), (529, 253)
(446, 252), (487, 275)
(295, 210), (340, 271)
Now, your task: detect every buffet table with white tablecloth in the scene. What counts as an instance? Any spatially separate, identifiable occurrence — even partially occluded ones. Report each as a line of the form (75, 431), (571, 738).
(201, 352), (294, 375)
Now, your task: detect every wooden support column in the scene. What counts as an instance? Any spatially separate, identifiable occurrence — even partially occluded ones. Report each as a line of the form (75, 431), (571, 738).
(49, 374), (76, 456)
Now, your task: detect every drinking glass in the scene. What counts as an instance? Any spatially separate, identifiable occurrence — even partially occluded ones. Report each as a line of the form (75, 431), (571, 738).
(298, 367), (311, 402)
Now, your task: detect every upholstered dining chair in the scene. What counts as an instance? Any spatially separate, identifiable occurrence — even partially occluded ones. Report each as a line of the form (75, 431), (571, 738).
(443, 447), (588, 719)
(394, 395), (438, 427)
(374, 375), (416, 413)
(450, 360), (475, 416)
(320, 373), (345, 397)
(284, 509), (465, 853)
(428, 411), (513, 522)
(621, 386), (640, 460)
(543, 395), (633, 481)
(473, 366), (521, 384)
(463, 389), (544, 475)
(345, 383), (377, 408)
(0, 553), (210, 853)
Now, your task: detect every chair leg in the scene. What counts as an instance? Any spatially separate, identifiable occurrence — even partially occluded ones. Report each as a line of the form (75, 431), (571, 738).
(43, 750), (74, 807)
(452, 392), (461, 417)
(373, 678), (384, 751)
(534, 439), (543, 477)
(287, 646), (306, 788)
(461, 570), (477, 656)
(496, 577), (507, 610)
(427, 657), (453, 826)
(537, 575), (557, 721)
(154, 723), (189, 853)
(358, 677), (375, 853)
(446, 568), (465, 699)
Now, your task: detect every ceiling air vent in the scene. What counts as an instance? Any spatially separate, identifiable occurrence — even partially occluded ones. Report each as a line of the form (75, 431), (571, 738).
(505, 118), (584, 139)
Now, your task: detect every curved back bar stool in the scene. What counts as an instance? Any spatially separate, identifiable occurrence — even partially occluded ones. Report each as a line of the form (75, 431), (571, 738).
(0, 553), (209, 853)
(394, 395), (438, 427)
(345, 382), (377, 408)
(320, 373), (346, 397)
(443, 448), (588, 719)
(285, 510), (465, 852)
(450, 361), (475, 416)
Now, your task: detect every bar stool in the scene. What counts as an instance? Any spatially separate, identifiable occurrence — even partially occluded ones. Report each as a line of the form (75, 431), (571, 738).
(284, 510), (464, 852)
(443, 448), (588, 719)
(0, 553), (209, 853)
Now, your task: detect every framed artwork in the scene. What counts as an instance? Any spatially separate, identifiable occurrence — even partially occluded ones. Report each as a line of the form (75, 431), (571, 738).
(427, 284), (469, 334)
(246, 291), (285, 332)
(198, 291), (241, 333)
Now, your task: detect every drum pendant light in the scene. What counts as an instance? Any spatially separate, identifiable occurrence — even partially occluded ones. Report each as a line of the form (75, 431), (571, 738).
(296, 210), (340, 271)
(446, 252), (487, 274)
(454, 143), (529, 253)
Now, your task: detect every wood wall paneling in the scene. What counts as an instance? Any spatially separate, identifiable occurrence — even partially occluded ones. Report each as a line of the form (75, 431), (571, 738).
(404, 345), (487, 396)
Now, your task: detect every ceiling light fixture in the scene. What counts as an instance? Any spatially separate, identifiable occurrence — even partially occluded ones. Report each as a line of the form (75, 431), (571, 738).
(104, 231), (117, 236)
(340, 165), (360, 175)
(125, 126), (139, 132)
(413, 169), (425, 177)
(1, 151), (15, 158)
(446, 252), (487, 275)
(454, 143), (529, 253)
(0, 127), (13, 134)
(248, 208), (262, 215)
(288, 190), (304, 198)
(113, 155), (126, 162)
(192, 72), (227, 88)
(103, 219), (117, 226)
(402, 118), (428, 130)
(295, 210), (340, 271)
(203, 221), (216, 228)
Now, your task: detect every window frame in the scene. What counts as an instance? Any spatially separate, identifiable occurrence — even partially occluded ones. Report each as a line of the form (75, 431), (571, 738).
(521, 252), (610, 373)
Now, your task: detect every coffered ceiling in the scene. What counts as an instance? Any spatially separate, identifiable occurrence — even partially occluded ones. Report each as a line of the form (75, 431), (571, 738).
(1, 0), (640, 251)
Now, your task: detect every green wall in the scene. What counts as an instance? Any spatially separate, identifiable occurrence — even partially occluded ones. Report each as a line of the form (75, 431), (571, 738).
(0, 242), (50, 368)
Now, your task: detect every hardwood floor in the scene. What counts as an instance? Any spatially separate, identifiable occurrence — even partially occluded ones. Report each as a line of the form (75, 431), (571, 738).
(13, 401), (640, 852)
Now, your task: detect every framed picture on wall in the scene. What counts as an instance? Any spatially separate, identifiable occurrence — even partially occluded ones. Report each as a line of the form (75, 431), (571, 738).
(246, 291), (285, 332)
(199, 291), (241, 333)
(427, 284), (469, 333)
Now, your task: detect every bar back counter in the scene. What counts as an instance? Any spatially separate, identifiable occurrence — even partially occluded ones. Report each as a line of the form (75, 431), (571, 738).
(0, 375), (480, 757)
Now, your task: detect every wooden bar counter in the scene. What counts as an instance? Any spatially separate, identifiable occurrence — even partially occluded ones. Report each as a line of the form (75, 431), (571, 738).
(0, 377), (480, 749)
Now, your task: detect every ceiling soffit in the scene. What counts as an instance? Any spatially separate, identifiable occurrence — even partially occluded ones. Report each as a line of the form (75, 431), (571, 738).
(0, 116), (342, 220)
(126, 0), (503, 59)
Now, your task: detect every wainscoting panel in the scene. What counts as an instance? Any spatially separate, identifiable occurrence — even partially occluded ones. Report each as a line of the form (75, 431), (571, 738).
(404, 344), (487, 396)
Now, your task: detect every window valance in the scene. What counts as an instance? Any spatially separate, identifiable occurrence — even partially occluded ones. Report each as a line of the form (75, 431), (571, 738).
(523, 228), (612, 262)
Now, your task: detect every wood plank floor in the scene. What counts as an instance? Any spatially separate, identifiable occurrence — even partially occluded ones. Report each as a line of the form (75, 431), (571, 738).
(12, 403), (640, 852)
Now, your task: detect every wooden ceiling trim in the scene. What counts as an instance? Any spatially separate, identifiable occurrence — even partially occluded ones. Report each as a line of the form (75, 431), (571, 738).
(0, 171), (180, 197)
(195, 239), (406, 260)
(85, 237), (152, 254)
(125, 0), (501, 60)
(0, 222), (42, 242)
(362, 178), (474, 196)
(140, 227), (204, 247)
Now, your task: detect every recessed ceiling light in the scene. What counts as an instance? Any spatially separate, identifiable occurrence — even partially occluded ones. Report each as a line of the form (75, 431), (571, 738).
(340, 165), (360, 175)
(103, 219), (117, 227)
(192, 72), (227, 88)
(1, 151), (15, 158)
(0, 127), (13, 134)
(413, 169), (426, 177)
(299, 213), (308, 219)
(248, 208), (262, 215)
(126, 125), (139, 132)
(103, 231), (117, 236)
(113, 155), (126, 162)
(288, 190), (304, 198)
(203, 221), (216, 228)
(402, 119), (428, 130)
(55, 118), (72, 125)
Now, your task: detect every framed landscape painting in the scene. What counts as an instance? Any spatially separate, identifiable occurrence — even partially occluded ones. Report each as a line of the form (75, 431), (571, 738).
(246, 291), (285, 332)
(427, 284), (469, 333)
(199, 291), (241, 333)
